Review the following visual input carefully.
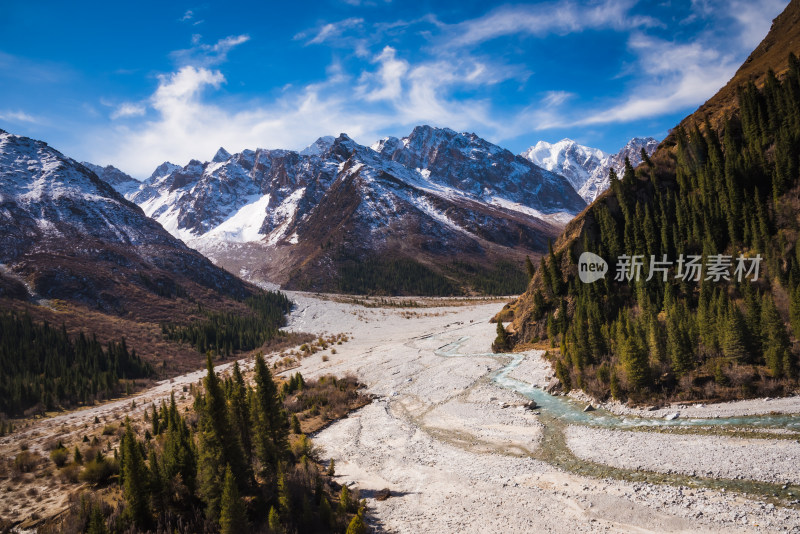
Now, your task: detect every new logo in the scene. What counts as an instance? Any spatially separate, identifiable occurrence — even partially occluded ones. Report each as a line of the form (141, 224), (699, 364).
(578, 252), (608, 283)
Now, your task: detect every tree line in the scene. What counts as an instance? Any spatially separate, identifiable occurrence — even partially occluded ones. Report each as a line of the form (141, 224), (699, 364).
(0, 311), (152, 417)
(162, 291), (292, 357)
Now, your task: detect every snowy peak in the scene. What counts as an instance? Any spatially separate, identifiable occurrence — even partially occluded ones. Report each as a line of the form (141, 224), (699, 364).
(212, 147), (231, 163)
(376, 125), (585, 214)
(147, 161), (181, 184)
(300, 135), (336, 156)
(521, 136), (659, 204)
(521, 139), (608, 194)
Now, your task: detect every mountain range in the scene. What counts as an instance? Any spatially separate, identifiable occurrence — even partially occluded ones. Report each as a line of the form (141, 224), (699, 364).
(520, 137), (658, 203)
(90, 127), (656, 294)
(107, 126), (590, 294)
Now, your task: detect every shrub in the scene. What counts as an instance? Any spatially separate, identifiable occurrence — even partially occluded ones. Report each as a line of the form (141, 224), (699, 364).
(79, 457), (118, 485)
(60, 464), (81, 483)
(13, 451), (40, 473)
(50, 447), (69, 468)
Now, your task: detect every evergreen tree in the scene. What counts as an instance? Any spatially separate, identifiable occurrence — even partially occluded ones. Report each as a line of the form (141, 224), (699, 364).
(291, 414), (301, 434)
(722, 306), (748, 361)
(525, 255), (536, 279)
(197, 355), (247, 519)
(251, 353), (289, 476)
(229, 362), (252, 461)
(220, 465), (248, 534)
(761, 295), (791, 377)
(121, 419), (150, 529)
(86, 505), (107, 534)
(346, 509), (367, 534)
(492, 322), (510, 352)
(277, 467), (292, 519)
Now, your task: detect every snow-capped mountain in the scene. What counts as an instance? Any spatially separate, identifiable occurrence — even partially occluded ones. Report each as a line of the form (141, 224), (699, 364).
(123, 125), (586, 292)
(0, 128), (251, 312)
(521, 137), (659, 203)
(80, 162), (141, 196)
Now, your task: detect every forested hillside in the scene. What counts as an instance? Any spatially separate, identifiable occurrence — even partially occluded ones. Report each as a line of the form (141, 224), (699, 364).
(0, 312), (153, 417)
(504, 51), (800, 404)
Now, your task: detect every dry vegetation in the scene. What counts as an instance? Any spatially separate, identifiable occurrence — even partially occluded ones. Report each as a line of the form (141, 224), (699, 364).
(0, 326), (371, 532)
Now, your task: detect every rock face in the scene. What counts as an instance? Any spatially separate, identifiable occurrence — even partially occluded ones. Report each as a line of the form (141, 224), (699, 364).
(121, 125), (587, 293)
(0, 129), (252, 317)
(521, 137), (659, 203)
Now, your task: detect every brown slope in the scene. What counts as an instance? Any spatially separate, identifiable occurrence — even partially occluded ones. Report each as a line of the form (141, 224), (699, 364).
(251, 156), (562, 295)
(668, 0), (800, 139)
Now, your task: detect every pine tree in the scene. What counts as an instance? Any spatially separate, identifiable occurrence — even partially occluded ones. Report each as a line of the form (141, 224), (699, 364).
(722, 306), (748, 361)
(291, 414), (301, 434)
(220, 465), (248, 534)
(492, 322), (509, 352)
(229, 362), (252, 461)
(148, 449), (164, 511)
(525, 255), (535, 279)
(339, 484), (351, 514)
(620, 333), (650, 391)
(163, 401), (197, 495)
(252, 353), (289, 476)
(197, 355), (246, 519)
(327, 459), (335, 477)
(86, 505), (107, 534)
(121, 419), (150, 529)
(346, 508), (367, 534)
(268, 505), (283, 534)
(761, 295), (791, 377)
(277, 466), (292, 519)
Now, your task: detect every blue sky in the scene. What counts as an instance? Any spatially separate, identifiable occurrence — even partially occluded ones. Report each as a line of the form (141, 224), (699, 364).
(0, 0), (789, 178)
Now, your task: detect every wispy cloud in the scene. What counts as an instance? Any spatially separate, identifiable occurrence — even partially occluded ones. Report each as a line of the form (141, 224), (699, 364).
(542, 91), (575, 107)
(440, 0), (659, 48)
(110, 102), (146, 120)
(0, 110), (39, 124)
(297, 17), (364, 45)
(572, 34), (737, 126)
(170, 34), (250, 67)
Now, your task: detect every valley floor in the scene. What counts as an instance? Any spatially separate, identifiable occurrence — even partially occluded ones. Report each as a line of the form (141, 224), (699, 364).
(286, 293), (800, 533)
(4, 293), (800, 532)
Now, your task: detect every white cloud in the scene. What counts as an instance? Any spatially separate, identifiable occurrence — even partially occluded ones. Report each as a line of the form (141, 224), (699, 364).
(110, 102), (146, 119)
(180, 10), (193, 21)
(441, 0), (659, 48)
(0, 110), (39, 124)
(93, 66), (381, 177)
(301, 18), (364, 45)
(359, 46), (408, 101)
(542, 91), (575, 107)
(170, 34), (250, 67)
(728, 0), (788, 49)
